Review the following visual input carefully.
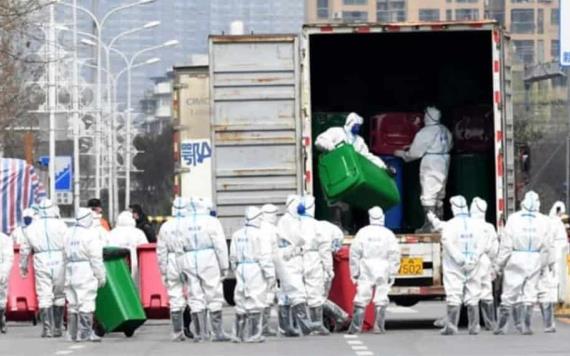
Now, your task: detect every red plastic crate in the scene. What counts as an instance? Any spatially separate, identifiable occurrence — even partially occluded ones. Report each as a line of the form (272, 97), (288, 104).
(369, 113), (423, 155)
(328, 246), (376, 331)
(137, 243), (169, 319)
(6, 245), (38, 322)
(451, 106), (493, 153)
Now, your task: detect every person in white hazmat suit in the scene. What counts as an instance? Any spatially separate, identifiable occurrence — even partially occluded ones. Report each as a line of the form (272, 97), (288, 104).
(494, 191), (551, 335)
(230, 207), (276, 343)
(349, 207), (400, 334)
(20, 198), (67, 338)
(63, 208), (106, 342)
(0, 232), (13, 334)
(440, 196), (486, 336)
(537, 201), (569, 333)
(318, 219), (351, 332)
(394, 106), (453, 232)
(157, 197), (190, 341)
(177, 197), (229, 342)
(259, 204), (283, 337)
(299, 195), (332, 336)
(277, 195), (318, 336)
(107, 211), (147, 280)
(11, 208), (35, 245)
(470, 197), (499, 331)
(315, 112), (386, 169)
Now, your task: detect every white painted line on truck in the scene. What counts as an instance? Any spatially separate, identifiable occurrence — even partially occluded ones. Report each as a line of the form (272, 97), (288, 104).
(387, 306), (418, 314)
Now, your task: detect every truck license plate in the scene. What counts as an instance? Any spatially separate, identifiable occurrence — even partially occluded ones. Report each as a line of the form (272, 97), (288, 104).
(399, 257), (423, 276)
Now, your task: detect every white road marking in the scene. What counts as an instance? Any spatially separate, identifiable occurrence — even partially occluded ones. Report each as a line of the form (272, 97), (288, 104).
(55, 351), (72, 355)
(352, 346), (369, 351)
(347, 340), (363, 345)
(69, 345), (85, 350)
(387, 306), (418, 314)
(355, 351), (374, 356)
(344, 334), (358, 338)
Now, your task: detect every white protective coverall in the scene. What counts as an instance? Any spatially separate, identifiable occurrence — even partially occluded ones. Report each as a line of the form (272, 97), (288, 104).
(440, 196), (486, 335)
(495, 191), (551, 335)
(108, 211), (147, 279)
(301, 195), (332, 335)
(315, 112), (386, 169)
(230, 207), (276, 343)
(276, 195), (318, 336)
(537, 201), (569, 332)
(349, 207), (400, 334)
(177, 197), (229, 342)
(259, 204), (283, 336)
(20, 198), (67, 337)
(317, 220), (351, 332)
(470, 197), (499, 330)
(395, 107), (453, 228)
(157, 197), (190, 341)
(10, 208), (35, 245)
(63, 208), (106, 342)
(0, 232), (14, 333)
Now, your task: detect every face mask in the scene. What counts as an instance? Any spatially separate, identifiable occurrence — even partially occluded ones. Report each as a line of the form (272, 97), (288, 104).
(351, 124), (361, 135)
(297, 203), (306, 216)
(24, 217), (33, 226)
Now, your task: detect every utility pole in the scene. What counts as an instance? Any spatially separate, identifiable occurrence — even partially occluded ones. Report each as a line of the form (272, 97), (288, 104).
(47, 3), (57, 200)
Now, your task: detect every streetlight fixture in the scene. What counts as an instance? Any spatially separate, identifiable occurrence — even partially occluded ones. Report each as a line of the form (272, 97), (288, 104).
(55, 0), (156, 217)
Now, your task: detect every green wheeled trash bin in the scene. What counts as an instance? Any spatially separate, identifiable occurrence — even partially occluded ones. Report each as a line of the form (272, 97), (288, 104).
(95, 247), (147, 338)
(318, 144), (400, 211)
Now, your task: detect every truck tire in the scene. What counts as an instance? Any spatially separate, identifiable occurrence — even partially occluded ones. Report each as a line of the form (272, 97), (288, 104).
(392, 297), (419, 307)
(223, 279), (236, 306)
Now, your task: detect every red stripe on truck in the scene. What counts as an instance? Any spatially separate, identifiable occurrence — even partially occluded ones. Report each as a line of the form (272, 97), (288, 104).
(385, 25), (401, 32)
(496, 130), (503, 142)
(305, 171), (312, 183)
(494, 60), (500, 73)
(355, 26), (370, 33)
(494, 91), (501, 105)
(320, 26), (334, 33)
(497, 153), (504, 177)
(498, 198), (505, 212)
(493, 30), (500, 44)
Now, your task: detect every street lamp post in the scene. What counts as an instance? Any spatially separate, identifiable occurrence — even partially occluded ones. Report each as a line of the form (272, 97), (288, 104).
(55, 0), (156, 216)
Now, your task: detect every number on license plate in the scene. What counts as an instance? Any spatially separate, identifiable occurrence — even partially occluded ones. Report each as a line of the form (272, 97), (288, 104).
(399, 257), (423, 276)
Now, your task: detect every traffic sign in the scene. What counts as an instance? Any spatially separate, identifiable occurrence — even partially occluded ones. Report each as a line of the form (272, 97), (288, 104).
(55, 156), (72, 192)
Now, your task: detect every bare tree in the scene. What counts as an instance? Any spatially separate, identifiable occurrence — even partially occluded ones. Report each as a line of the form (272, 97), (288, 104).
(0, 0), (47, 156)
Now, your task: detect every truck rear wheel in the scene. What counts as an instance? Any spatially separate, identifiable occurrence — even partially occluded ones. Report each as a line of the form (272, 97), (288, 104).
(392, 297), (419, 307)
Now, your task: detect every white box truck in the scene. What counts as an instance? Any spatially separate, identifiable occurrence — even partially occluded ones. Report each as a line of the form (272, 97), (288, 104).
(208, 20), (516, 306)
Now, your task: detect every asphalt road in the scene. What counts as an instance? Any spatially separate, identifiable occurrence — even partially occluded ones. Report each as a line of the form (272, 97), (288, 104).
(1, 302), (569, 356)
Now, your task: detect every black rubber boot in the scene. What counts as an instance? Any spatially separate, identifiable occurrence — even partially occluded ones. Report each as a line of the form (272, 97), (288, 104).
(347, 305), (365, 335)
(494, 305), (511, 335)
(291, 303), (315, 336)
(480, 300), (496, 331)
(67, 313), (78, 342)
(540, 303), (556, 333)
(440, 305), (460, 336)
(373, 305), (387, 334)
(278, 305), (300, 337)
(323, 299), (350, 332)
(40, 308), (54, 338)
(170, 310), (185, 341)
(210, 310), (229, 342)
(310, 306), (330, 336)
(53, 306), (65, 338)
(262, 307), (277, 336)
(0, 309), (6, 334)
(467, 304), (481, 335)
(522, 304), (533, 335)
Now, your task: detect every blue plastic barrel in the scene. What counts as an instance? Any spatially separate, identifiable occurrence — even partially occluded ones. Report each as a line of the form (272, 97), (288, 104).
(380, 156), (403, 231)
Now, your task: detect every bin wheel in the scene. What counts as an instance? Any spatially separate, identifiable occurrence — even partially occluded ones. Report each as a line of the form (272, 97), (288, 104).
(223, 279), (236, 306)
(93, 322), (106, 337)
(124, 329), (135, 338)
